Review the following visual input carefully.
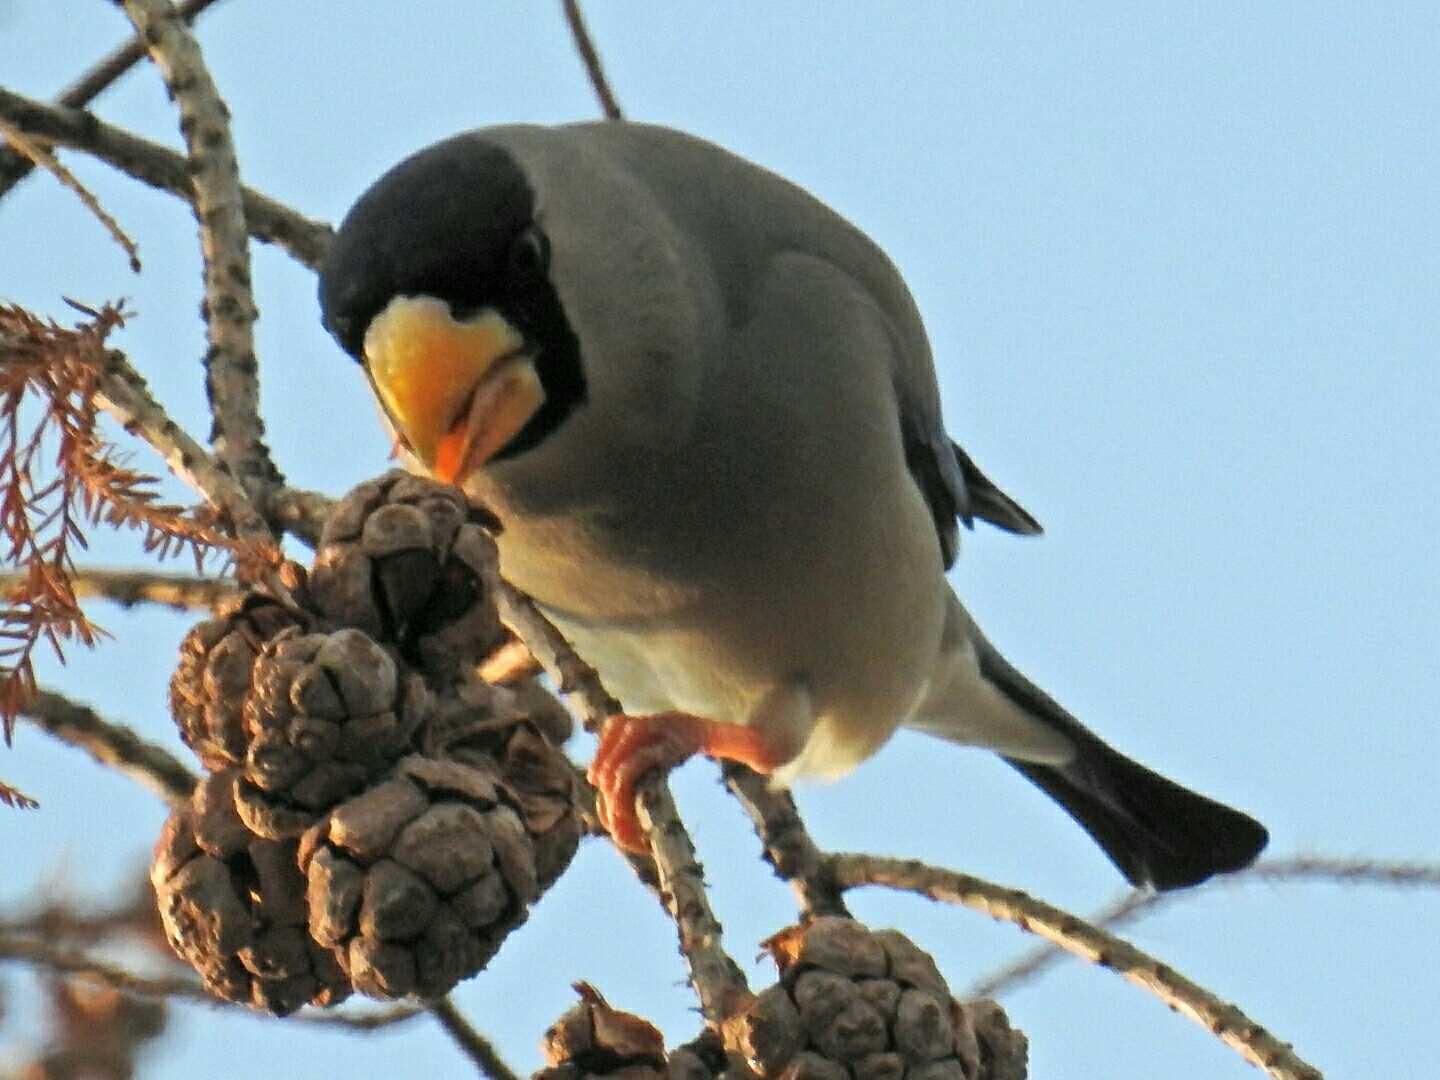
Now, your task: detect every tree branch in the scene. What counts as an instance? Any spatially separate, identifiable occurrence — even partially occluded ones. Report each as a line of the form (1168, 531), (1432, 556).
(300, 1004), (426, 1031)
(428, 996), (523, 1080)
(267, 486), (334, 548)
(120, 0), (279, 508)
(0, 930), (426, 1031)
(483, 553), (750, 1023)
(89, 342), (270, 545)
(560, 1), (624, 121)
(492, 582), (622, 724)
(968, 856), (1440, 1000)
(0, 0), (224, 198)
(0, 85), (332, 268)
(0, 568), (236, 613)
(0, 118), (141, 272)
(20, 688), (195, 806)
(0, 932), (216, 1007)
(720, 761), (849, 918)
(829, 853), (1323, 1080)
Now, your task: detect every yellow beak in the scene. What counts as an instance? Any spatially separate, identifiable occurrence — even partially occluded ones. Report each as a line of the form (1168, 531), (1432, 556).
(363, 295), (546, 484)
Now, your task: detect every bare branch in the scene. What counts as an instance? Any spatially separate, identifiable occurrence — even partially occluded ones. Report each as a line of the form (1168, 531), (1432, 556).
(0, 119), (141, 271)
(120, 0), (279, 506)
(0, 932), (217, 1007)
(0, 0), (224, 198)
(964, 890), (1148, 1001)
(968, 856), (1440, 1000)
(89, 340), (271, 546)
(0, 85), (332, 268)
(1251, 855), (1440, 887)
(829, 853), (1323, 1080)
(720, 761), (849, 918)
(561, 1), (624, 120)
(20, 688), (195, 806)
(476, 634), (542, 686)
(0, 930), (425, 1032)
(428, 996), (523, 1080)
(484, 550), (750, 1024)
(493, 581), (622, 723)
(300, 1003), (426, 1031)
(267, 485), (334, 548)
(0, 567), (237, 613)
(634, 769), (753, 1022)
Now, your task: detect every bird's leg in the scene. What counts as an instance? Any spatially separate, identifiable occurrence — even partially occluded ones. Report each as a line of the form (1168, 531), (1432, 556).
(588, 712), (790, 853)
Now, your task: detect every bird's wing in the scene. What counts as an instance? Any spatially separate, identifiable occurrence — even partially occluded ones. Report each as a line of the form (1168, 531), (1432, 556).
(891, 340), (1043, 568)
(554, 121), (1040, 567)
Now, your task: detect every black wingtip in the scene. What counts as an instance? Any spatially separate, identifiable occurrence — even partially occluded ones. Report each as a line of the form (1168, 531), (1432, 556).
(951, 441), (1044, 536)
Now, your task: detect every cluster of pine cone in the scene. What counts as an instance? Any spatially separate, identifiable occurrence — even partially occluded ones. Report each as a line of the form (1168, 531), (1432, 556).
(538, 919), (1027, 1080)
(152, 473), (581, 1014)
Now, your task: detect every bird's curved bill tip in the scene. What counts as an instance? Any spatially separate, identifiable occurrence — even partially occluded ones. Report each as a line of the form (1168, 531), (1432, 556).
(363, 296), (545, 485)
(432, 356), (545, 483)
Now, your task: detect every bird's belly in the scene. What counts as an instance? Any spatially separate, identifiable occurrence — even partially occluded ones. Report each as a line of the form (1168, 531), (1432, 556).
(492, 489), (949, 779)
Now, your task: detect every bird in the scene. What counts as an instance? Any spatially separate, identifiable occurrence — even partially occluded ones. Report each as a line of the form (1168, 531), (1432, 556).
(318, 121), (1268, 890)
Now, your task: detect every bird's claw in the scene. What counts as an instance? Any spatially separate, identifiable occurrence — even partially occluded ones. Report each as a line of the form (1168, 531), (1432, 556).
(588, 712), (704, 854)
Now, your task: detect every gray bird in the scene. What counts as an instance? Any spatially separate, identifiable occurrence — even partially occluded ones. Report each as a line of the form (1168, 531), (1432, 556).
(318, 121), (1267, 889)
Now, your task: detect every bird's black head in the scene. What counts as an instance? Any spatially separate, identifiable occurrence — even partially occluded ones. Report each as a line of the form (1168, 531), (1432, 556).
(318, 132), (584, 461)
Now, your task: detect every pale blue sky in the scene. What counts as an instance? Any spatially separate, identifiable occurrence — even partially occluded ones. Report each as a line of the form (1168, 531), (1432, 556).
(3, 4), (1437, 1078)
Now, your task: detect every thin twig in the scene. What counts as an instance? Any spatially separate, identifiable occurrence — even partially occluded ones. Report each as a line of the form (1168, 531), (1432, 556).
(428, 996), (523, 1080)
(0, 0), (223, 198)
(20, 688), (196, 806)
(560, 0), (624, 120)
(91, 344), (270, 545)
(267, 486), (334, 548)
(1250, 855), (1440, 888)
(0, 119), (141, 271)
(0, 85), (333, 268)
(720, 762), (849, 918)
(299, 1003), (427, 1031)
(635, 773), (753, 1022)
(484, 552), (751, 1023)
(120, 0), (279, 507)
(0, 930), (426, 1031)
(0, 880), (157, 946)
(968, 856), (1440, 1000)
(0, 932), (218, 1007)
(829, 853), (1323, 1080)
(492, 582), (622, 724)
(0, 568), (236, 613)
(965, 890), (1147, 1000)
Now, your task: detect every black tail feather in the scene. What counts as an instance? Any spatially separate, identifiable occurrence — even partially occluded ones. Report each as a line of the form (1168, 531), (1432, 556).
(972, 627), (1268, 890)
(1006, 740), (1269, 890)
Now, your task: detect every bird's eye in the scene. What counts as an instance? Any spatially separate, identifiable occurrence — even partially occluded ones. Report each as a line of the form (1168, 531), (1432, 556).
(507, 226), (550, 279)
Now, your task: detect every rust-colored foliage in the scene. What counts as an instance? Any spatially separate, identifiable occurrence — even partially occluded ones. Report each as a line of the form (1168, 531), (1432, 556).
(0, 301), (233, 751)
(0, 776), (39, 807)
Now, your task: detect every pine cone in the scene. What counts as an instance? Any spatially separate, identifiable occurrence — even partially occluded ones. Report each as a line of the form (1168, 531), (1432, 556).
(308, 471), (505, 673)
(429, 684), (583, 893)
(232, 626), (432, 841)
(159, 473), (581, 1010)
(169, 595), (310, 771)
(536, 983), (675, 1080)
(296, 753), (551, 1000)
(151, 771), (350, 1015)
(728, 919), (1028, 1080)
